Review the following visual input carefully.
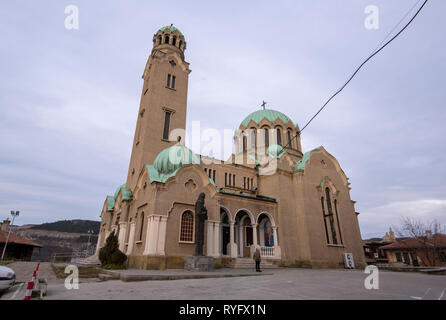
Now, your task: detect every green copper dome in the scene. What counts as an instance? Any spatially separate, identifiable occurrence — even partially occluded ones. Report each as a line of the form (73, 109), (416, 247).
(240, 109), (295, 128)
(159, 25), (183, 36)
(266, 144), (285, 159)
(154, 145), (200, 174)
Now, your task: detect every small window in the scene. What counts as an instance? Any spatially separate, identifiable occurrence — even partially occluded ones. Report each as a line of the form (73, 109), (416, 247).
(163, 111), (171, 140)
(228, 174), (232, 186)
(213, 170), (216, 182)
(250, 128), (256, 150)
(172, 36), (177, 46)
(180, 211), (194, 242)
(233, 175), (236, 187)
(225, 173), (227, 186)
(167, 74), (171, 87)
(165, 35), (170, 44)
(179, 40), (183, 49)
(172, 76), (176, 89)
(243, 177), (246, 189)
(158, 36), (162, 44)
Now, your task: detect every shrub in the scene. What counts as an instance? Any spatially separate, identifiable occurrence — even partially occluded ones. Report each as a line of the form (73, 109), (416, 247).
(98, 231), (127, 268)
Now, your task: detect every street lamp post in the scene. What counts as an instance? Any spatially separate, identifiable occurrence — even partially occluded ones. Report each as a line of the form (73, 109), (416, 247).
(1, 210), (20, 260)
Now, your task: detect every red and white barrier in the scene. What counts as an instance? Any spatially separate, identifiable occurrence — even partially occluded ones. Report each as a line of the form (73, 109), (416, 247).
(23, 281), (34, 300)
(23, 262), (40, 300)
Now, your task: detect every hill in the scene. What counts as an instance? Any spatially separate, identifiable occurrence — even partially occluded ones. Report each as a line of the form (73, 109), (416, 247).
(31, 219), (100, 234)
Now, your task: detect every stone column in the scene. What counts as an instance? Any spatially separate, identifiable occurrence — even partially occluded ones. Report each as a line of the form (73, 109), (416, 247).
(148, 216), (160, 254)
(143, 216), (153, 255)
(239, 225), (244, 257)
(273, 226), (281, 259)
(213, 222), (220, 257)
(126, 222), (136, 255)
(95, 231), (104, 255)
(118, 222), (127, 252)
(207, 221), (214, 256)
(229, 222), (237, 258)
(156, 216), (167, 255)
(252, 224), (258, 247)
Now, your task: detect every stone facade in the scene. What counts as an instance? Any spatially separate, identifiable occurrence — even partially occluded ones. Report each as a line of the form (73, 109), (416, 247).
(96, 25), (366, 269)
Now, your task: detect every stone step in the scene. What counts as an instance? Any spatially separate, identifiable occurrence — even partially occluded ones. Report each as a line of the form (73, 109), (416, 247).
(225, 258), (280, 269)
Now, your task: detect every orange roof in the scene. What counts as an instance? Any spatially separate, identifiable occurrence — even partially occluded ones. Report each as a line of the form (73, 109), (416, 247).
(0, 231), (42, 248)
(380, 234), (446, 250)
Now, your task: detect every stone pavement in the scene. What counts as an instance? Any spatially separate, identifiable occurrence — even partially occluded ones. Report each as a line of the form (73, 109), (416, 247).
(2, 267), (443, 300)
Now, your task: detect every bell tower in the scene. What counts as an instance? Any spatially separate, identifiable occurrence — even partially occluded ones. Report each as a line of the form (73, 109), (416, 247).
(126, 25), (191, 190)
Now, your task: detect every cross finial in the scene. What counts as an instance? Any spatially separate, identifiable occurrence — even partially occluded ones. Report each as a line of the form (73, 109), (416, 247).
(261, 100), (267, 110)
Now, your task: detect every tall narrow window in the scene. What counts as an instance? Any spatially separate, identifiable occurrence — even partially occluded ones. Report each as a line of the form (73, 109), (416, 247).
(263, 127), (269, 148)
(250, 128), (256, 150)
(171, 76), (176, 89)
(325, 188), (338, 245)
(233, 175), (236, 187)
(163, 111), (171, 140)
(167, 74), (171, 87)
(172, 36), (177, 46)
(334, 200), (343, 245)
(225, 173), (227, 186)
(244, 177), (246, 189)
(242, 134), (247, 152)
(165, 35), (170, 44)
(213, 170), (216, 182)
(287, 130), (292, 149)
(228, 174), (232, 186)
(321, 197), (329, 243)
(276, 128), (282, 146)
(180, 211), (194, 242)
(139, 212), (144, 241)
(208, 169), (211, 178)
(158, 36), (162, 44)
(179, 40), (183, 49)
(250, 178), (253, 188)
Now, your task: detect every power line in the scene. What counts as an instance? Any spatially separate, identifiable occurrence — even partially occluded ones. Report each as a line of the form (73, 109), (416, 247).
(282, 0), (429, 150)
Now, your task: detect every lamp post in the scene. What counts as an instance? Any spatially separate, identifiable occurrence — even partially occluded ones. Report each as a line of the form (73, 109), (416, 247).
(1, 210), (20, 260)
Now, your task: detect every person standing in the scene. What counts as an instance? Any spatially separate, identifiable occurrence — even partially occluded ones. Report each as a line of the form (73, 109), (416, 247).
(253, 248), (261, 272)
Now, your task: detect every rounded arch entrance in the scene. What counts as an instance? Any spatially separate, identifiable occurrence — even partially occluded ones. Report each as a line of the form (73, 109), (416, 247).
(234, 209), (255, 258)
(257, 212), (275, 247)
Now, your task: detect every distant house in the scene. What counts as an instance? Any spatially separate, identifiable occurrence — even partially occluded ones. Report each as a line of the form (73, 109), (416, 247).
(0, 219), (42, 261)
(362, 228), (396, 265)
(380, 233), (446, 267)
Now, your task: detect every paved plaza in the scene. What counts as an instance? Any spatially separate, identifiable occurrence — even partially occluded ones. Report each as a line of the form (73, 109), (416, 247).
(2, 267), (445, 300)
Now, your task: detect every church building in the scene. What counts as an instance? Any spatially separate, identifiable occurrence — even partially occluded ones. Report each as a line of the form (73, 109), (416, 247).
(95, 25), (366, 269)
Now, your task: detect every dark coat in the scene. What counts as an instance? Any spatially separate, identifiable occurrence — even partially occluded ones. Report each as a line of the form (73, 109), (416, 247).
(253, 250), (261, 262)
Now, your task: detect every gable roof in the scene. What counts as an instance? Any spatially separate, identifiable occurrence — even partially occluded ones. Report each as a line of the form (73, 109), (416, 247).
(0, 231), (42, 248)
(380, 234), (446, 250)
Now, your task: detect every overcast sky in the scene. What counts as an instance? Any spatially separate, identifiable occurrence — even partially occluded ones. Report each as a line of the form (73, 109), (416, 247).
(0, 0), (444, 238)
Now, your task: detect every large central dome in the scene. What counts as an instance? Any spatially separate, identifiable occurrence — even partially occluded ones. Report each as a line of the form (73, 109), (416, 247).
(240, 109), (295, 129)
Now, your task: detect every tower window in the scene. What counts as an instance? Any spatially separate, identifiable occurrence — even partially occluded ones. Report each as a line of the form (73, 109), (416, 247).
(167, 74), (171, 87)
(172, 76), (176, 89)
(287, 129), (292, 149)
(172, 36), (177, 46)
(213, 170), (216, 182)
(276, 128), (282, 146)
(139, 212), (144, 241)
(163, 111), (171, 140)
(165, 35), (170, 44)
(179, 40), (183, 49)
(263, 127), (269, 148)
(166, 74), (176, 89)
(158, 36), (162, 44)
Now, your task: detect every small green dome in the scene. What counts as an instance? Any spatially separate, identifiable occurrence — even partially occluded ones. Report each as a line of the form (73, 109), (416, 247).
(154, 145), (199, 174)
(240, 109), (295, 128)
(267, 144), (285, 158)
(159, 25), (183, 36)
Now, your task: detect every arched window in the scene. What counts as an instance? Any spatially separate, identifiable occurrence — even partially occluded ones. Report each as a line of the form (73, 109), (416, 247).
(250, 128), (256, 150)
(179, 40), (183, 50)
(263, 127), (269, 148)
(158, 36), (162, 44)
(276, 127), (282, 146)
(334, 200), (343, 245)
(325, 188), (338, 245)
(242, 133), (247, 152)
(321, 197), (329, 243)
(165, 35), (170, 44)
(139, 212), (144, 241)
(172, 36), (177, 46)
(287, 129), (292, 149)
(180, 211), (194, 242)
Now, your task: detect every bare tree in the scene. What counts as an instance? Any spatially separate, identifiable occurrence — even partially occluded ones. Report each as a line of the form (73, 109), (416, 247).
(393, 217), (445, 267)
